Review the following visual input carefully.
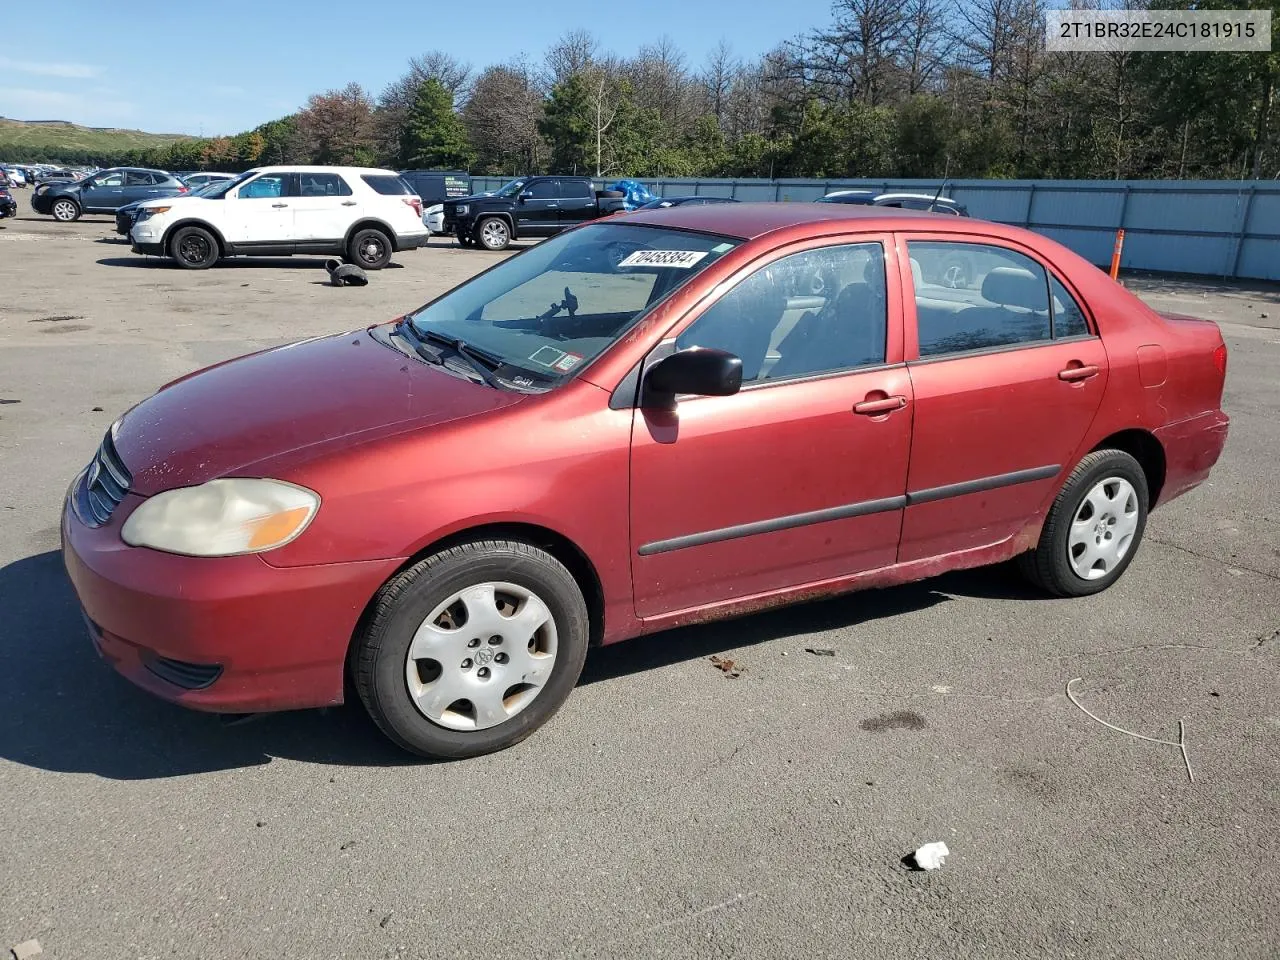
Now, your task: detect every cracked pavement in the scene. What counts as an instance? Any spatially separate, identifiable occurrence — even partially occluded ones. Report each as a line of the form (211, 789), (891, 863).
(1, 218), (1277, 959)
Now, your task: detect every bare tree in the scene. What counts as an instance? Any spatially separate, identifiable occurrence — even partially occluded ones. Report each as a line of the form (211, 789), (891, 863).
(807, 0), (906, 105)
(700, 40), (739, 124)
(900, 0), (954, 94)
(629, 36), (691, 128)
(954, 0), (1020, 84)
(463, 61), (545, 173)
(544, 29), (600, 88)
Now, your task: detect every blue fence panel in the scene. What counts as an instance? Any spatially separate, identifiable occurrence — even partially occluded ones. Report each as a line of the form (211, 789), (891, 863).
(464, 174), (1280, 280)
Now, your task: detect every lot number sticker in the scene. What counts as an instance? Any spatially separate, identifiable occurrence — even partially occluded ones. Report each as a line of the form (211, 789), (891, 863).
(619, 250), (709, 269)
(553, 352), (583, 372)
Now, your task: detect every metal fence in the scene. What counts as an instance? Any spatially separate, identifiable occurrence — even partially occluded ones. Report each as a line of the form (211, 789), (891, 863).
(469, 175), (1280, 282)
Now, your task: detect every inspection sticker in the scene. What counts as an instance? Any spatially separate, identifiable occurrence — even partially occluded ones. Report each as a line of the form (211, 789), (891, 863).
(618, 250), (709, 269)
(553, 352), (583, 372)
(529, 346), (565, 367)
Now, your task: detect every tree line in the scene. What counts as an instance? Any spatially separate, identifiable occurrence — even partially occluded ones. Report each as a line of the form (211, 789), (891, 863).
(11, 0), (1280, 180)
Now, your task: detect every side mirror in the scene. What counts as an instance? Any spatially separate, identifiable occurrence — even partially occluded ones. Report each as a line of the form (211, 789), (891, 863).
(519, 192), (533, 203)
(642, 348), (742, 407)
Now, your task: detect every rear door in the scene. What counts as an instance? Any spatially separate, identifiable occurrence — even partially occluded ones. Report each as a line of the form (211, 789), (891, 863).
(897, 234), (1108, 562)
(629, 236), (912, 618)
(221, 172), (296, 247)
(516, 179), (560, 235)
(292, 172), (358, 246)
(556, 179), (596, 228)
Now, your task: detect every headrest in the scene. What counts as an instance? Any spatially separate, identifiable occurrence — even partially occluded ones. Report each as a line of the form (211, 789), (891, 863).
(909, 258), (923, 288)
(982, 268), (1046, 310)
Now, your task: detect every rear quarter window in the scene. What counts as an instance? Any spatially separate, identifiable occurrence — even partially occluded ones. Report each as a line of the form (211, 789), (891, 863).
(362, 175), (412, 196)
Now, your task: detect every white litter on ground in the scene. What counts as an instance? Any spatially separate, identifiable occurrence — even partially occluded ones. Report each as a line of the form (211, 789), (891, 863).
(912, 842), (950, 870)
(11, 939), (42, 960)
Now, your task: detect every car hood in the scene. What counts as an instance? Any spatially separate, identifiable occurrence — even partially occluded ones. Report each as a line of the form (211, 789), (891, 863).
(113, 328), (526, 495)
(446, 193), (502, 206)
(137, 194), (206, 209)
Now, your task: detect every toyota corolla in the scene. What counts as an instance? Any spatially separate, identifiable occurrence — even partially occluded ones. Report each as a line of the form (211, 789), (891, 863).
(62, 204), (1229, 759)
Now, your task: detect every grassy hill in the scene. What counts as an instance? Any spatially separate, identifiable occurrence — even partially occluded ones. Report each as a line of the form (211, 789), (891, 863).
(0, 118), (194, 163)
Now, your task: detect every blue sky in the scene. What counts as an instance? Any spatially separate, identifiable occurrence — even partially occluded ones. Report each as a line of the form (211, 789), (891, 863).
(0, 0), (833, 136)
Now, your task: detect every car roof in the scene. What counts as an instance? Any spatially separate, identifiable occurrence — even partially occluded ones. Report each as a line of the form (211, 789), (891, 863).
(248, 165), (401, 176)
(875, 193), (961, 204)
(618, 201), (980, 240)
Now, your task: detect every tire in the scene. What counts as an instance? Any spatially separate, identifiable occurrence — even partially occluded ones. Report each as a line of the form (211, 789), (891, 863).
(353, 539), (590, 760)
(169, 225), (219, 269)
(347, 228), (393, 270)
(476, 216), (511, 251)
(1018, 450), (1149, 597)
(51, 198), (80, 222)
(457, 231), (473, 248)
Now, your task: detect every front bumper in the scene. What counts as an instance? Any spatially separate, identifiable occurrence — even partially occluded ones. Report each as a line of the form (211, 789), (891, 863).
(30, 192), (52, 214)
(0, 199), (15, 218)
(62, 495), (401, 713)
(115, 211), (135, 235)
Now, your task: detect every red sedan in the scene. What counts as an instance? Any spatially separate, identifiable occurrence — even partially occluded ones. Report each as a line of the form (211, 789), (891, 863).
(62, 204), (1229, 758)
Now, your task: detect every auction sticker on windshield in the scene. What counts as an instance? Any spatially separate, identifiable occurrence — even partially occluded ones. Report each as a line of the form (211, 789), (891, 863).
(618, 250), (709, 269)
(553, 352), (583, 372)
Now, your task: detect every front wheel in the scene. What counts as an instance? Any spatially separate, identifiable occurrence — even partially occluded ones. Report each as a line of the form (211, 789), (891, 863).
(476, 216), (511, 251)
(347, 228), (393, 270)
(353, 539), (590, 759)
(1019, 450), (1149, 597)
(169, 225), (219, 269)
(51, 198), (80, 222)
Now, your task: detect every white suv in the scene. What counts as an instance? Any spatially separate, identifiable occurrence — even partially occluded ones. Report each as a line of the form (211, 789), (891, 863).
(130, 166), (428, 270)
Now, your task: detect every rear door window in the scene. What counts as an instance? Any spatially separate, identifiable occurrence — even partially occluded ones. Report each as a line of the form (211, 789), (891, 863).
(361, 175), (412, 195)
(561, 180), (592, 199)
(907, 241), (1051, 357)
(299, 173), (352, 197)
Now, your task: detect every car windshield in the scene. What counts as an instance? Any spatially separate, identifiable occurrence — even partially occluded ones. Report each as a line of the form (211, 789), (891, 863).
(406, 222), (740, 388)
(201, 171), (254, 199)
(494, 179), (526, 198)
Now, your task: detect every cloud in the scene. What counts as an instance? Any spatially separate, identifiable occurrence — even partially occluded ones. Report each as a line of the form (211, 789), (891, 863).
(0, 56), (102, 79)
(0, 87), (137, 123)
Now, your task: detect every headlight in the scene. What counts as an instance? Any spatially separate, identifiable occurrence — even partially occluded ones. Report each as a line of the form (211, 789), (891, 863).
(136, 206), (170, 221)
(121, 478), (319, 557)
(455, 204), (469, 216)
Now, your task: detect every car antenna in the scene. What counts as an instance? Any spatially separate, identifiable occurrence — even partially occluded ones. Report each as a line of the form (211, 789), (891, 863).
(931, 157), (951, 212)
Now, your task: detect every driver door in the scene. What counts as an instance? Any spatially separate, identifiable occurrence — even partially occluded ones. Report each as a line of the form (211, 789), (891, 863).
(628, 236), (912, 619)
(80, 171), (125, 212)
(517, 180), (561, 236)
(222, 172), (296, 248)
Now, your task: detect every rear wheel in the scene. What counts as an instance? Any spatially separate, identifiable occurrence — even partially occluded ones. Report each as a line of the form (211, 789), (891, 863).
(1019, 450), (1149, 597)
(169, 225), (219, 269)
(51, 198), (80, 222)
(347, 228), (393, 270)
(353, 539), (590, 759)
(476, 216), (511, 251)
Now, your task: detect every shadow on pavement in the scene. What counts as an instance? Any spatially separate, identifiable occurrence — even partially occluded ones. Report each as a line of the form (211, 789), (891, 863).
(96, 257), (407, 271)
(0, 548), (1041, 780)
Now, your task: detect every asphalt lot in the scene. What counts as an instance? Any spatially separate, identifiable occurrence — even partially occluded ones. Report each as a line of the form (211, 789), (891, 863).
(1, 213), (1277, 960)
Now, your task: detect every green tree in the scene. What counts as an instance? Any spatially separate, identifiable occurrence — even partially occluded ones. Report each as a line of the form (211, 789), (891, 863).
(538, 74), (593, 174)
(400, 78), (474, 168)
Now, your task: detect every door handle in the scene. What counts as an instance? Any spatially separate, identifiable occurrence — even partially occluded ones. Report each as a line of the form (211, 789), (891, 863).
(854, 395), (907, 415)
(272, 203), (289, 208)
(341, 201), (358, 206)
(1058, 364), (1099, 382)
(546, 203), (559, 208)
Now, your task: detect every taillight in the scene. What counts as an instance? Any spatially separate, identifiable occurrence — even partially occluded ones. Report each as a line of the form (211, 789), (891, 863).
(403, 197), (422, 217)
(1213, 343), (1227, 376)
(178, 185), (189, 193)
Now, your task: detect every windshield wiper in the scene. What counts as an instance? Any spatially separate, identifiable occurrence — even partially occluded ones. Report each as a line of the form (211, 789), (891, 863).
(416, 327), (504, 388)
(393, 318), (446, 366)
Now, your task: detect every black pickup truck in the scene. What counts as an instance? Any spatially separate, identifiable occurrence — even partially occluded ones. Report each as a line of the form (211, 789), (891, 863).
(442, 176), (626, 250)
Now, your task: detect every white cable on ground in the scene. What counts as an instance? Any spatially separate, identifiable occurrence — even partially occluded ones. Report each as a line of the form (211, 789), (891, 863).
(1065, 677), (1195, 784)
